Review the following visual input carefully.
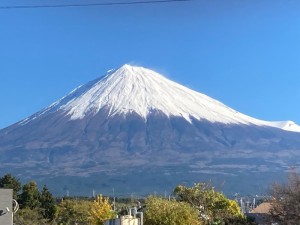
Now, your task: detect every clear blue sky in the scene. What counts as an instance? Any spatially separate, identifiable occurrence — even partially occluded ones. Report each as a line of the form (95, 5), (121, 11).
(0, 0), (299, 129)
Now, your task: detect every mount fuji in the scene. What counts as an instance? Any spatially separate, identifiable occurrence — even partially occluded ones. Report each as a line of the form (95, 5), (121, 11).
(1, 64), (300, 195)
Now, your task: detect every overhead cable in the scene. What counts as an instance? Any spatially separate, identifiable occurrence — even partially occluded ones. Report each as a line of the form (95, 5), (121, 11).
(0, 0), (195, 10)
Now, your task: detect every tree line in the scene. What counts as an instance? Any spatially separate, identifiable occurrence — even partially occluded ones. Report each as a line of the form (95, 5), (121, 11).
(0, 174), (56, 224)
(1, 172), (299, 225)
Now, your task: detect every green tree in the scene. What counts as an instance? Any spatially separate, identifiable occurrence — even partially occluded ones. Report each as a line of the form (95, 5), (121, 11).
(56, 199), (92, 225)
(40, 185), (57, 221)
(0, 173), (21, 199)
(14, 208), (50, 225)
(174, 183), (246, 224)
(19, 181), (41, 209)
(89, 195), (116, 225)
(144, 196), (200, 225)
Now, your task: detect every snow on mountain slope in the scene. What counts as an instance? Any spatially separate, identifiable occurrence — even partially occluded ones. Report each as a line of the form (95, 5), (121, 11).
(19, 64), (300, 132)
(265, 121), (300, 132)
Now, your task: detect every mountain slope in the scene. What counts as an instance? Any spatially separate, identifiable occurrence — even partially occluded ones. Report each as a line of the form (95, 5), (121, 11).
(1, 64), (300, 195)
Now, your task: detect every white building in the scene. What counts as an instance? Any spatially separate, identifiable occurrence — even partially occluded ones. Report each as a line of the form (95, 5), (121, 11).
(0, 189), (13, 225)
(105, 215), (139, 225)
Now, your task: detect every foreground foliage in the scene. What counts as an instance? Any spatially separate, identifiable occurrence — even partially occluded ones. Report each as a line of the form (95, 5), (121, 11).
(269, 171), (300, 224)
(19, 181), (41, 209)
(56, 199), (92, 225)
(1, 173), (256, 225)
(89, 195), (117, 225)
(40, 185), (57, 221)
(174, 183), (248, 225)
(0, 173), (21, 199)
(144, 196), (200, 225)
(14, 208), (52, 225)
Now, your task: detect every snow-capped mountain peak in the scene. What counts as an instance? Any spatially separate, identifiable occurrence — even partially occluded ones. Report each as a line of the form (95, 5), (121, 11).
(60, 64), (250, 124)
(20, 64), (300, 132)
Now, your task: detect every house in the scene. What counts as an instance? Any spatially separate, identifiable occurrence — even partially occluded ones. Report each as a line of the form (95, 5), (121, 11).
(247, 202), (273, 225)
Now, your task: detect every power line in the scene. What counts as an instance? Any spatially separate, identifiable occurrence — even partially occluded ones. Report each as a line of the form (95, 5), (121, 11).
(0, 0), (195, 10)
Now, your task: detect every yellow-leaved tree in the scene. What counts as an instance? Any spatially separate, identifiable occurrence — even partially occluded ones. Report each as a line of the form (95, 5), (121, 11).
(89, 195), (116, 225)
(174, 183), (246, 224)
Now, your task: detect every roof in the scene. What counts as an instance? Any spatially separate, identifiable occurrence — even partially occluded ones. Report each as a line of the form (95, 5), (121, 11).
(250, 202), (272, 214)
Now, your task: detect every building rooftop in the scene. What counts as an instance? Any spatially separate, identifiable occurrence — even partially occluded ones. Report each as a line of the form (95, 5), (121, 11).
(250, 202), (272, 214)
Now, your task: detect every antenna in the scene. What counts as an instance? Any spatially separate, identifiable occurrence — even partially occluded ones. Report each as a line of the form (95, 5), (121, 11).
(113, 188), (116, 211)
